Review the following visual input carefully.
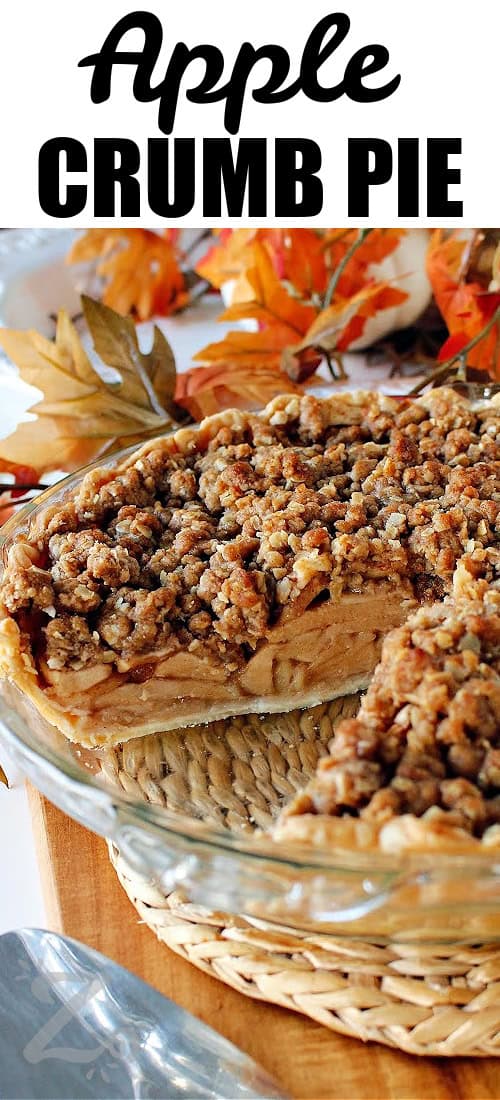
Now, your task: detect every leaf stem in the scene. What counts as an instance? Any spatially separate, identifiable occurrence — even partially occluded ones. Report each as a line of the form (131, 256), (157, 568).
(4, 483), (49, 493)
(409, 305), (500, 396)
(323, 229), (371, 308)
(323, 349), (348, 380)
(182, 275), (211, 304)
(0, 484), (49, 515)
(183, 229), (212, 260)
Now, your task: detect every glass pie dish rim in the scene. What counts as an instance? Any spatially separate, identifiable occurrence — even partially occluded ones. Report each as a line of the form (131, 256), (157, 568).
(1, 438), (499, 890)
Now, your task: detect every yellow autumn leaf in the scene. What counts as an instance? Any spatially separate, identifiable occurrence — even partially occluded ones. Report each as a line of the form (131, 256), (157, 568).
(0, 299), (183, 475)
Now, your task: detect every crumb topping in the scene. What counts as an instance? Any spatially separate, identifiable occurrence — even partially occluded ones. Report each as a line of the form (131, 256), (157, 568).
(1, 389), (498, 673)
(286, 569), (500, 839)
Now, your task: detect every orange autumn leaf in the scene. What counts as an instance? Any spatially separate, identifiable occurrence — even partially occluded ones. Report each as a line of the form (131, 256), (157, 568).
(195, 229), (258, 289)
(194, 328), (295, 367)
(428, 230), (500, 378)
(284, 282), (408, 380)
(198, 228), (406, 306)
(196, 228), (302, 306)
(68, 229), (189, 321)
(426, 231), (467, 318)
(195, 233), (410, 393)
(279, 229), (329, 298)
(175, 360), (301, 421)
(201, 228), (327, 295)
(221, 245), (317, 335)
(322, 228), (406, 299)
(336, 284), (409, 351)
(0, 459), (41, 525)
(302, 283), (407, 349)
(195, 243), (317, 371)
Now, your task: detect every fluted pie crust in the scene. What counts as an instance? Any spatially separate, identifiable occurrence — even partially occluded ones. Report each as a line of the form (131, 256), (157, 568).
(0, 388), (498, 760)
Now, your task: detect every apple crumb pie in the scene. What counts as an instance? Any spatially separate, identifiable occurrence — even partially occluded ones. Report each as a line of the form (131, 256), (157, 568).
(0, 386), (498, 750)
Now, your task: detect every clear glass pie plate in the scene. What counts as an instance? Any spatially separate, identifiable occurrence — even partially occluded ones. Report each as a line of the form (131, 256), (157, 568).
(1, 451), (500, 946)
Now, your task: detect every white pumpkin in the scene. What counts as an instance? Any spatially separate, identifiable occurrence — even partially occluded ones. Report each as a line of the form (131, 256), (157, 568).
(221, 229), (432, 349)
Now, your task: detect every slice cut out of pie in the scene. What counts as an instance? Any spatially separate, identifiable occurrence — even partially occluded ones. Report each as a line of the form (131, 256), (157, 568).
(0, 387), (498, 749)
(275, 563), (500, 853)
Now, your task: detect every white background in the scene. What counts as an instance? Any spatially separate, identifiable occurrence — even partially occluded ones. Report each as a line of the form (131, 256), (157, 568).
(0, 0), (497, 226)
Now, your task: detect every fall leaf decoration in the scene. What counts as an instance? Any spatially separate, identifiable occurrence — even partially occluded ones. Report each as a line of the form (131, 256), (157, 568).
(0, 459), (46, 524)
(175, 359), (302, 421)
(284, 282), (409, 382)
(193, 231), (408, 387)
(0, 297), (186, 476)
(196, 227), (408, 304)
(195, 228), (258, 292)
(2, 229), (497, 515)
(68, 229), (190, 320)
(65, 227), (414, 406)
(199, 242), (318, 357)
(321, 228), (408, 296)
(465, 229), (500, 290)
(178, 242), (317, 419)
(426, 230), (500, 381)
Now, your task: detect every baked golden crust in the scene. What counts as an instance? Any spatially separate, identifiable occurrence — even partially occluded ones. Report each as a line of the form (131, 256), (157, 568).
(0, 387), (498, 748)
(275, 564), (500, 853)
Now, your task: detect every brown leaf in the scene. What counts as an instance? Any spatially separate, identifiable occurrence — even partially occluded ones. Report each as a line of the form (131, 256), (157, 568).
(280, 347), (323, 383)
(82, 297), (162, 414)
(144, 325), (178, 409)
(0, 764), (8, 788)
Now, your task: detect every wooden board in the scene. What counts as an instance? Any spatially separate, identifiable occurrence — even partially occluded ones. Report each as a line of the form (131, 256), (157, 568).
(27, 785), (500, 1100)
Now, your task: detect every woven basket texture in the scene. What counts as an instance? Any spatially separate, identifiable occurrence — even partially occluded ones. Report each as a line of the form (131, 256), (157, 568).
(102, 697), (500, 1057)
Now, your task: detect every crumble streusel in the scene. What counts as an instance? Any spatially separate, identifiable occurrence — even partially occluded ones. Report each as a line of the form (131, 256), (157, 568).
(276, 563), (500, 852)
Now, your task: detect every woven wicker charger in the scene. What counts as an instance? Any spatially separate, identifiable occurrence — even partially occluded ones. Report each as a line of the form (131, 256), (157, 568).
(102, 697), (500, 1057)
